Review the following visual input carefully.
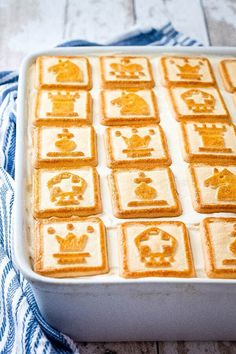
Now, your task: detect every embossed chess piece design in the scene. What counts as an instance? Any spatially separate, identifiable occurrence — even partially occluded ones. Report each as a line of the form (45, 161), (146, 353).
(47, 129), (84, 157)
(170, 58), (203, 80)
(111, 91), (150, 116)
(204, 168), (236, 201)
(128, 172), (168, 207)
(115, 128), (154, 157)
(222, 224), (236, 266)
(49, 223), (93, 264)
(135, 227), (177, 267)
(48, 59), (83, 82)
(194, 124), (232, 153)
(109, 58), (145, 79)
(181, 89), (215, 113)
(48, 172), (87, 206)
(47, 91), (80, 117)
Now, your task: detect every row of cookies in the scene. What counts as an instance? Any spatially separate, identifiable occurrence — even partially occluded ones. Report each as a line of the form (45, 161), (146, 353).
(32, 56), (105, 280)
(34, 216), (236, 280)
(159, 55), (236, 214)
(99, 55), (183, 218)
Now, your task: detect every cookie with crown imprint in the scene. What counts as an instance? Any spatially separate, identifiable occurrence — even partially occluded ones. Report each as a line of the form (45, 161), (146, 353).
(34, 125), (97, 168)
(219, 59), (236, 93)
(36, 56), (92, 90)
(119, 221), (195, 279)
(201, 217), (236, 279)
(160, 56), (216, 87)
(35, 89), (92, 126)
(109, 168), (181, 218)
(33, 167), (102, 218)
(105, 125), (171, 168)
(168, 86), (230, 122)
(100, 56), (154, 88)
(180, 122), (236, 164)
(188, 165), (236, 213)
(101, 89), (159, 125)
(34, 217), (109, 278)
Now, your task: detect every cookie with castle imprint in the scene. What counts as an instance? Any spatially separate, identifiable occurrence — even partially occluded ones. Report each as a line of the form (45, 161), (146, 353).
(35, 89), (92, 126)
(180, 122), (236, 164)
(109, 168), (181, 218)
(101, 89), (159, 125)
(34, 125), (97, 168)
(33, 167), (102, 218)
(201, 217), (236, 279)
(34, 217), (109, 278)
(36, 56), (92, 90)
(219, 59), (236, 93)
(100, 56), (154, 88)
(105, 125), (171, 168)
(168, 85), (230, 122)
(119, 221), (195, 279)
(188, 165), (236, 213)
(160, 56), (216, 87)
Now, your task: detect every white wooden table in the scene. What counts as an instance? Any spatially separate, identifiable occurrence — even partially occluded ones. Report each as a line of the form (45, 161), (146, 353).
(1, 0), (236, 352)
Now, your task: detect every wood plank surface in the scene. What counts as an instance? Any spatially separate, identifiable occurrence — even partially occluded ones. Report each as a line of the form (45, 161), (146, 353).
(1, 0), (236, 353)
(77, 341), (158, 354)
(203, 0), (236, 46)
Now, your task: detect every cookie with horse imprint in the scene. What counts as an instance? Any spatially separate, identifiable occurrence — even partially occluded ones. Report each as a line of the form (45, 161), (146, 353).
(201, 217), (236, 279)
(168, 86), (230, 122)
(34, 217), (109, 278)
(219, 59), (236, 93)
(180, 122), (236, 164)
(100, 56), (154, 88)
(100, 89), (159, 125)
(188, 165), (236, 213)
(160, 56), (216, 87)
(105, 125), (171, 168)
(35, 89), (92, 126)
(33, 167), (102, 218)
(109, 168), (181, 218)
(119, 221), (195, 279)
(34, 125), (97, 168)
(36, 56), (92, 89)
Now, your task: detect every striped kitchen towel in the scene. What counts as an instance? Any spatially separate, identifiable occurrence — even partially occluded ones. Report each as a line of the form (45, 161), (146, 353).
(0, 23), (202, 354)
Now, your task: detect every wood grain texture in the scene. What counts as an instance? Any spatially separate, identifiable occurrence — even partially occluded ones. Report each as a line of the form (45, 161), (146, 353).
(77, 341), (158, 354)
(135, 0), (209, 44)
(202, 0), (236, 46)
(0, 0), (66, 70)
(64, 0), (134, 44)
(159, 341), (236, 354)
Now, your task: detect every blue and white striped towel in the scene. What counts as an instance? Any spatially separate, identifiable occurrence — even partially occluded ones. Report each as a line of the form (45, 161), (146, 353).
(0, 23), (202, 354)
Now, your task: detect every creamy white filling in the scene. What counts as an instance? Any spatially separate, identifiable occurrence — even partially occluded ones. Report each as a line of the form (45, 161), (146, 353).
(26, 53), (236, 279)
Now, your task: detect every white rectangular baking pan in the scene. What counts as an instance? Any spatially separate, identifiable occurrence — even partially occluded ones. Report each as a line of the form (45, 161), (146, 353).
(14, 46), (236, 341)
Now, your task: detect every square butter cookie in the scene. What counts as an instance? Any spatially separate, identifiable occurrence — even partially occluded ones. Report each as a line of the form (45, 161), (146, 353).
(100, 56), (154, 88)
(101, 89), (159, 125)
(201, 217), (236, 278)
(109, 168), (181, 218)
(105, 125), (171, 168)
(35, 89), (92, 126)
(188, 165), (236, 213)
(169, 86), (230, 122)
(119, 221), (195, 278)
(34, 125), (97, 168)
(34, 217), (108, 278)
(180, 122), (236, 164)
(160, 56), (216, 86)
(33, 167), (102, 218)
(36, 56), (92, 89)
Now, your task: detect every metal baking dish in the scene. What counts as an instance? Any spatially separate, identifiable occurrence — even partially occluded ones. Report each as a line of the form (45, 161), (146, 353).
(14, 46), (236, 341)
